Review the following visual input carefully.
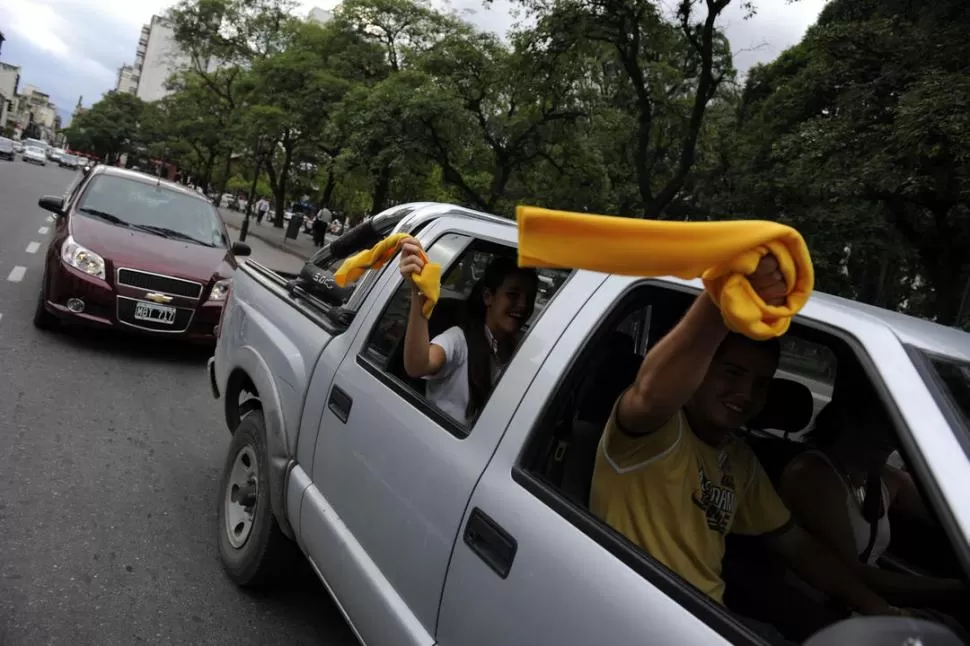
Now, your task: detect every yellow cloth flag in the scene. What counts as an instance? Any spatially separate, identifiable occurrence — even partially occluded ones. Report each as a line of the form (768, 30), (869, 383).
(334, 232), (442, 319)
(516, 206), (814, 340)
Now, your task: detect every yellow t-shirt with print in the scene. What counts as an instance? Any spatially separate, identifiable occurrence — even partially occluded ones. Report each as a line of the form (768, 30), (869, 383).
(590, 406), (791, 604)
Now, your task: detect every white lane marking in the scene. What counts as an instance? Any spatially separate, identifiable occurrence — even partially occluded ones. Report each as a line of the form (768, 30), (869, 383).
(7, 266), (26, 282)
(39, 226), (49, 235)
(0, 313), (3, 324)
(25, 242), (41, 254)
(46, 215), (54, 222)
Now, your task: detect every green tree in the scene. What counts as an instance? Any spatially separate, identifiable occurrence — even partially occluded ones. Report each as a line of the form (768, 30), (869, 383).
(507, 0), (737, 217)
(166, 0), (298, 198)
(692, 0), (970, 324)
(62, 92), (147, 162)
(243, 21), (356, 224)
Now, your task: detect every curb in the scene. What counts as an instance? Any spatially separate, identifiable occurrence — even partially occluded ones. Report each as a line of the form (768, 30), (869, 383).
(224, 221), (314, 261)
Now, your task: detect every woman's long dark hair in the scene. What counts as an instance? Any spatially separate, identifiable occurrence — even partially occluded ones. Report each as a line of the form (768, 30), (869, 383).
(460, 256), (537, 421)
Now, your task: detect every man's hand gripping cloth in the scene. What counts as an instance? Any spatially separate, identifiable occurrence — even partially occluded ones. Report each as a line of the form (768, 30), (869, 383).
(334, 232), (442, 319)
(516, 206), (814, 340)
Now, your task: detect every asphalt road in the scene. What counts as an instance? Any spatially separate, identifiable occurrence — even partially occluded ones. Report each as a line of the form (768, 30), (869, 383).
(0, 159), (356, 646)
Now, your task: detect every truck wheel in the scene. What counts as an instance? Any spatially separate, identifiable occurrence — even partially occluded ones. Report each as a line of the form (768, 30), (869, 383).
(217, 413), (291, 587)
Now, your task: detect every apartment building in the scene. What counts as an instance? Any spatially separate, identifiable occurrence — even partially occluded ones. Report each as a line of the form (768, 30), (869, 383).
(116, 64), (139, 95)
(0, 61), (20, 132)
(11, 85), (58, 141)
(308, 7), (334, 24)
(133, 15), (193, 103)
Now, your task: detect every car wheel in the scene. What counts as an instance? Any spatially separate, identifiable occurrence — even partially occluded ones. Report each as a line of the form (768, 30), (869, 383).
(217, 412), (293, 587)
(33, 278), (57, 330)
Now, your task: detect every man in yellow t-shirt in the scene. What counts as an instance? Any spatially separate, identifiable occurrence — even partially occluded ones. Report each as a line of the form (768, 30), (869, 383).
(590, 254), (900, 625)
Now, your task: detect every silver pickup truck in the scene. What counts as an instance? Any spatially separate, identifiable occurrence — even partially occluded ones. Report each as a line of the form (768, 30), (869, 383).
(207, 203), (970, 646)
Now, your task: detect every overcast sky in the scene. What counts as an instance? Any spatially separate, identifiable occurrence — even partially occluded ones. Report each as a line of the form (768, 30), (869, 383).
(0, 0), (828, 124)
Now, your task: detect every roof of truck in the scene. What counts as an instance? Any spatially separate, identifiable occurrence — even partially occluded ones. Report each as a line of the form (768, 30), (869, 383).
(375, 202), (970, 361)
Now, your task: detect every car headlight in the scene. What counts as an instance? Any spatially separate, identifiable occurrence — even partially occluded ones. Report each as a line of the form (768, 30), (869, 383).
(208, 278), (232, 301)
(61, 236), (106, 279)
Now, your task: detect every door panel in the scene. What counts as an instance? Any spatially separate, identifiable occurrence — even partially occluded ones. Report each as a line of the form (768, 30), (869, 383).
(299, 218), (600, 645)
(437, 277), (727, 646)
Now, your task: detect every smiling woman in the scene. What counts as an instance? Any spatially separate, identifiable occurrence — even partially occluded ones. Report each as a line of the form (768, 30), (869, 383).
(78, 174), (228, 248)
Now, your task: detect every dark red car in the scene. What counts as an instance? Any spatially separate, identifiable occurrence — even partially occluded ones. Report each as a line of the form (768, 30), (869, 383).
(34, 165), (251, 344)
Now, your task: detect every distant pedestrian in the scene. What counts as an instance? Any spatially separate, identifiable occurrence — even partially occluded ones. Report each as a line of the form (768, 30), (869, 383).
(255, 197), (269, 225)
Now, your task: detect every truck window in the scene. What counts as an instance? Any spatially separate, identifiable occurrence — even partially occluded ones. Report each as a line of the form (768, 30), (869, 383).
(514, 282), (967, 644)
(359, 233), (571, 434)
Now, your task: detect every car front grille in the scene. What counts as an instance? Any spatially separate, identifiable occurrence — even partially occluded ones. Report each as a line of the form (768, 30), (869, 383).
(116, 296), (194, 333)
(116, 268), (203, 299)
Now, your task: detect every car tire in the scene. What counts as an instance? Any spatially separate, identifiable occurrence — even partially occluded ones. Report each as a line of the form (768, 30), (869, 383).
(33, 278), (57, 330)
(217, 412), (293, 587)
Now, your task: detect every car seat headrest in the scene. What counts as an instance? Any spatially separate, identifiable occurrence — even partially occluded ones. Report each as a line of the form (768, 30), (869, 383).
(747, 377), (814, 435)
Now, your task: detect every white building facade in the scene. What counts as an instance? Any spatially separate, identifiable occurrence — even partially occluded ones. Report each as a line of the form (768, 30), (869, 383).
(116, 64), (138, 95)
(134, 16), (192, 103)
(308, 7), (334, 25)
(0, 61), (20, 131)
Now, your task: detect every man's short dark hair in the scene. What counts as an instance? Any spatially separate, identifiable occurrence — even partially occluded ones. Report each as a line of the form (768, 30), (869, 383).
(715, 332), (782, 364)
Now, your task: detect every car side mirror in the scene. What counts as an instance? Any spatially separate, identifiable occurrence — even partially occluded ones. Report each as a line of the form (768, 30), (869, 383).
(805, 616), (964, 646)
(38, 195), (65, 216)
(231, 242), (252, 257)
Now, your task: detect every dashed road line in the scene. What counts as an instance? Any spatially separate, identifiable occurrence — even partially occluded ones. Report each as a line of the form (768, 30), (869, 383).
(39, 226), (49, 235)
(46, 215), (54, 222)
(25, 242), (40, 254)
(7, 266), (26, 282)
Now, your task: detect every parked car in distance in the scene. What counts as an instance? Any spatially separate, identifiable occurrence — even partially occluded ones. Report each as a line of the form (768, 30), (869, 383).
(34, 166), (252, 344)
(22, 145), (46, 165)
(58, 153), (79, 169)
(0, 137), (15, 161)
(12, 140), (25, 154)
(48, 147), (65, 163)
(208, 202), (970, 646)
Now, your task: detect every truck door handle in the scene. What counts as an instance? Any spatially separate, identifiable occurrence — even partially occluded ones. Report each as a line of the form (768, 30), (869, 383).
(463, 507), (517, 579)
(328, 385), (353, 423)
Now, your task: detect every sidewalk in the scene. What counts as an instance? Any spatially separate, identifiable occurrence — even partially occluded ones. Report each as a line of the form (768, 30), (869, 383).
(218, 207), (332, 261)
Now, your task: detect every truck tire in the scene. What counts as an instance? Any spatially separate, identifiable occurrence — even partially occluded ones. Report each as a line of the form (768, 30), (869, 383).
(217, 412), (292, 587)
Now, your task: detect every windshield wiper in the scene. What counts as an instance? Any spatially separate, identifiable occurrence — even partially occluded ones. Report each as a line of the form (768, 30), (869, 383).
(78, 207), (129, 226)
(133, 225), (216, 247)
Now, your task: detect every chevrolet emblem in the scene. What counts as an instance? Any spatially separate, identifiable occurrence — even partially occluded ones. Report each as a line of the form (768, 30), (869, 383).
(145, 292), (174, 304)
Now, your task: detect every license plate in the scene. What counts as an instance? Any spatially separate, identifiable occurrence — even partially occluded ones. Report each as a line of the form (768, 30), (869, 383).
(134, 301), (177, 325)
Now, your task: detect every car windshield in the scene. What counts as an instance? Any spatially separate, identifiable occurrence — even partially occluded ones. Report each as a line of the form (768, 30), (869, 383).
(26, 146), (43, 154)
(78, 174), (227, 248)
(0, 138), (12, 150)
(62, 155), (77, 162)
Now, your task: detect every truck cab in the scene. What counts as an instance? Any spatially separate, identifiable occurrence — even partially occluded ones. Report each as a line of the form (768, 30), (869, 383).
(208, 202), (970, 646)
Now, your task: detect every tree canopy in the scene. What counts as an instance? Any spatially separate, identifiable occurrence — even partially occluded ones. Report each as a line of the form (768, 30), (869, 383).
(66, 0), (970, 326)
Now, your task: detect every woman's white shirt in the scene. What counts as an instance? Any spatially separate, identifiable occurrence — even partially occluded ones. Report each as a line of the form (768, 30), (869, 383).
(424, 325), (506, 427)
(424, 326), (472, 425)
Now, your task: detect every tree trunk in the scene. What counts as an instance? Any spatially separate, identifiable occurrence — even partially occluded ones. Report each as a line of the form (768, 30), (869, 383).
(264, 142), (294, 228)
(321, 167), (337, 208)
(217, 150), (233, 202)
(956, 273), (970, 328)
(924, 251), (962, 325)
(372, 164), (392, 214)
